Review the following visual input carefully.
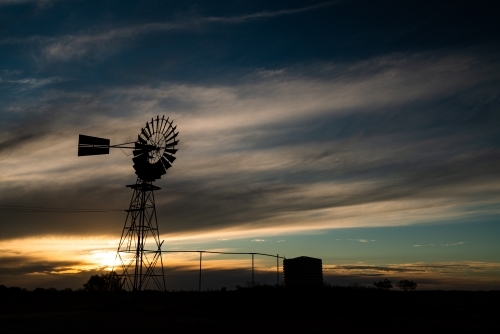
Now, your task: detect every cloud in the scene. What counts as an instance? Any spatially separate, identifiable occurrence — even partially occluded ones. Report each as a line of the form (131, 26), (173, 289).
(0, 77), (65, 89)
(325, 264), (424, 274)
(441, 241), (466, 247)
(326, 262), (500, 274)
(414, 242), (466, 247)
(203, 2), (337, 24)
(3, 2), (338, 62)
(0, 49), (499, 240)
(1, 70), (23, 75)
(348, 239), (376, 243)
(0, 256), (86, 275)
(0, 0), (57, 5)
(257, 69), (286, 78)
(251, 239), (266, 242)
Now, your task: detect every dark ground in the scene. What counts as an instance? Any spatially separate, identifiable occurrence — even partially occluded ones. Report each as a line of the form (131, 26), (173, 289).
(1, 287), (499, 333)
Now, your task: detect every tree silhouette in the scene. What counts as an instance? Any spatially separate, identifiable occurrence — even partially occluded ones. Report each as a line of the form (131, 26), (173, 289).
(83, 272), (122, 293)
(373, 279), (393, 290)
(396, 280), (417, 291)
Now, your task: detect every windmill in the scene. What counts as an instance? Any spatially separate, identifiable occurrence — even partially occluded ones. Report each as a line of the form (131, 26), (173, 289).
(78, 115), (179, 292)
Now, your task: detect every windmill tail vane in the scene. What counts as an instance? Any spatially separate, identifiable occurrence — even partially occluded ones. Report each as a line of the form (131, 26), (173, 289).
(78, 115), (179, 292)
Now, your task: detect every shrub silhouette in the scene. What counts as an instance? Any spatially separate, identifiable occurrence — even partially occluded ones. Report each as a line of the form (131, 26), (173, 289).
(373, 279), (393, 290)
(396, 280), (417, 291)
(83, 271), (122, 293)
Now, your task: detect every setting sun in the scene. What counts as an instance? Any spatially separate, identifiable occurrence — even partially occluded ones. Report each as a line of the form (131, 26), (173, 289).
(89, 250), (117, 270)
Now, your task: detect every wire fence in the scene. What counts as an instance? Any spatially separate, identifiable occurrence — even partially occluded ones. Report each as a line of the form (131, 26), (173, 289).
(161, 250), (286, 291)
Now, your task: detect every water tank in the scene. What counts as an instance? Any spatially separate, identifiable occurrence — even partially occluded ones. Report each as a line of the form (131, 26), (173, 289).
(283, 256), (323, 288)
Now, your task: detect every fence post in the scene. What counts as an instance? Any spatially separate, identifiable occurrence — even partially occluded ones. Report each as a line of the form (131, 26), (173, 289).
(199, 251), (202, 292)
(277, 254), (279, 287)
(252, 253), (254, 288)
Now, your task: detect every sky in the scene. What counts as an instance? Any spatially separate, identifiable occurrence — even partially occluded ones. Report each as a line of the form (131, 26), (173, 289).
(0, 0), (499, 291)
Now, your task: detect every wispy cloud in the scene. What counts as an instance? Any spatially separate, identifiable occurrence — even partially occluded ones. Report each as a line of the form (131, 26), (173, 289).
(2, 2), (338, 61)
(203, 2), (337, 24)
(0, 77), (65, 88)
(348, 239), (376, 243)
(441, 241), (466, 247)
(414, 242), (466, 247)
(324, 261), (500, 275)
(0, 0), (58, 5)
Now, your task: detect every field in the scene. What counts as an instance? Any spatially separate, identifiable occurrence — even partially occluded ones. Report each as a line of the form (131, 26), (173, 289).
(1, 287), (499, 333)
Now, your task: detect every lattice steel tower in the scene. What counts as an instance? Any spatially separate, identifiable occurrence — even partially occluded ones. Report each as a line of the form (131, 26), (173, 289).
(116, 180), (165, 291)
(78, 115), (179, 292)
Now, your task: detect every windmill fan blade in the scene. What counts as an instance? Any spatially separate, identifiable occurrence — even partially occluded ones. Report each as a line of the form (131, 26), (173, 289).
(155, 116), (160, 135)
(135, 166), (157, 182)
(145, 122), (152, 137)
(141, 128), (150, 140)
(164, 148), (178, 154)
(137, 135), (147, 144)
(160, 117), (169, 134)
(157, 118), (164, 137)
(165, 125), (177, 138)
(161, 157), (172, 169)
(134, 142), (149, 150)
(150, 118), (155, 134)
(165, 140), (179, 148)
(153, 160), (167, 177)
(133, 155), (147, 165)
(165, 132), (178, 143)
(134, 166), (151, 181)
(163, 152), (176, 163)
(133, 159), (150, 177)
